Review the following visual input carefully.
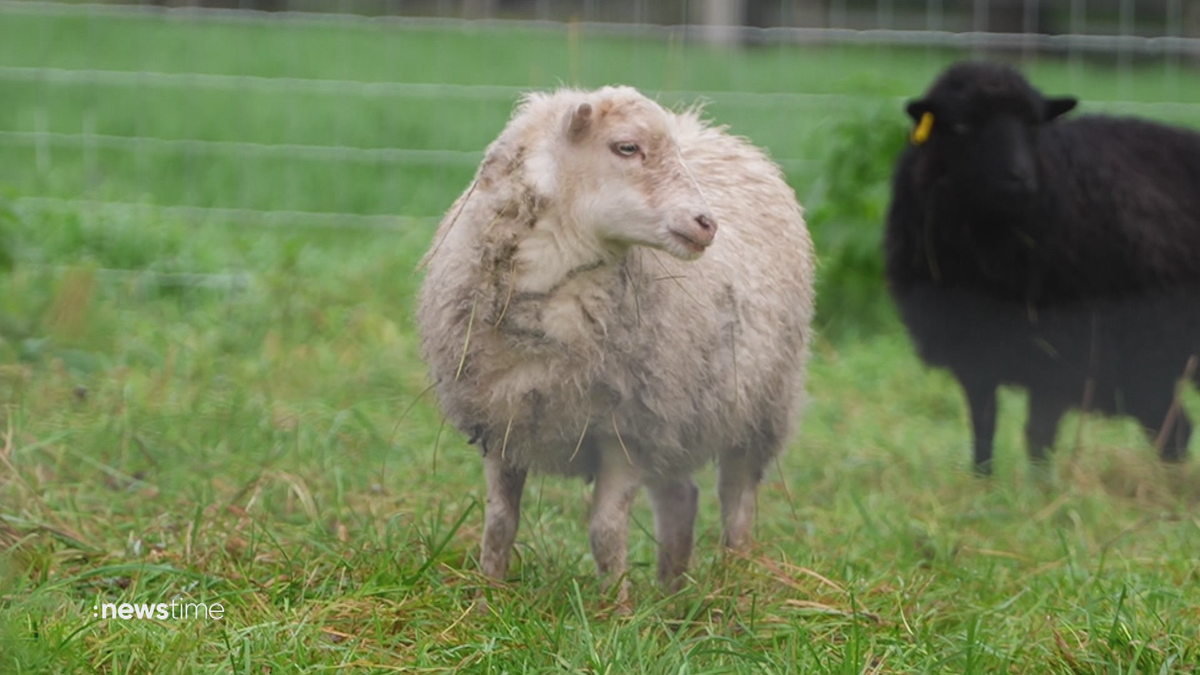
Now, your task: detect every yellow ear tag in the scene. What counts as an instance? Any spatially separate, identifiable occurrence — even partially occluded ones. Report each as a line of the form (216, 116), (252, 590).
(911, 112), (934, 145)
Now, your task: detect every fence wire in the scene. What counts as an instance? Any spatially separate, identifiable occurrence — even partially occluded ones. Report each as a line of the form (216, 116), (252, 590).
(2, 0), (1199, 249)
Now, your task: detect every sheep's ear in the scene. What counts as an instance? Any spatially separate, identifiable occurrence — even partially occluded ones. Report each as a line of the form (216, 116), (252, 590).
(566, 103), (593, 143)
(905, 99), (931, 123)
(906, 100), (936, 145)
(1043, 96), (1078, 122)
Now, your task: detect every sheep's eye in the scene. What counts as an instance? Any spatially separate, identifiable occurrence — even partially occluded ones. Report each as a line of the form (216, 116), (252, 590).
(952, 123), (973, 135)
(613, 142), (640, 157)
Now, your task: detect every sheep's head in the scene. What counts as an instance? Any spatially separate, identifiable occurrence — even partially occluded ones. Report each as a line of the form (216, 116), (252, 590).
(906, 61), (1077, 199)
(536, 87), (717, 261)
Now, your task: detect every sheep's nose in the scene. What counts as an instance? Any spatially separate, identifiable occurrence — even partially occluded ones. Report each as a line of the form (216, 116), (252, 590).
(1001, 169), (1036, 194)
(695, 214), (717, 235)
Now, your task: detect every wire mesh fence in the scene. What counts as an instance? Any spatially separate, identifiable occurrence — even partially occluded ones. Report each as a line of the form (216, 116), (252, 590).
(2, 0), (1200, 283)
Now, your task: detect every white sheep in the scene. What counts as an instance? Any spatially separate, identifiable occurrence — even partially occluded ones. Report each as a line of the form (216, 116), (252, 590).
(416, 86), (815, 602)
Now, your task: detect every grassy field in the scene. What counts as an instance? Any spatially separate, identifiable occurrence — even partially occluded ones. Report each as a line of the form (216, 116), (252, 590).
(2, 4), (1200, 673)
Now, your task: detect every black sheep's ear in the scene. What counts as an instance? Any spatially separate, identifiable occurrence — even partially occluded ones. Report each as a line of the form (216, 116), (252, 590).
(906, 99), (936, 145)
(905, 99), (930, 123)
(1043, 96), (1078, 122)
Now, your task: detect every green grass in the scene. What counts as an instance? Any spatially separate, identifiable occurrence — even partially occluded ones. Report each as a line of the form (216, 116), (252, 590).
(2, 5), (1200, 673)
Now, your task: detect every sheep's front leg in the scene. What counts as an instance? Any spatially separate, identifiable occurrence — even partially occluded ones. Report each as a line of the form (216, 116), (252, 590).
(961, 377), (998, 476)
(718, 451), (762, 550)
(589, 443), (642, 604)
(480, 453), (527, 580)
(645, 475), (698, 590)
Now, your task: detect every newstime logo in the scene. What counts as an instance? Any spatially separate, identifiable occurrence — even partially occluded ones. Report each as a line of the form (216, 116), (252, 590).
(94, 601), (225, 620)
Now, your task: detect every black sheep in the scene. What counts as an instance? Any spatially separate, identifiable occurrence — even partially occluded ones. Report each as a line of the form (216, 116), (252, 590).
(884, 61), (1200, 475)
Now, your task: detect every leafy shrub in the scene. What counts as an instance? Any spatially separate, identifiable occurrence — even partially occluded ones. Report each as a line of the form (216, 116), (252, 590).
(0, 194), (110, 370)
(0, 190), (24, 363)
(0, 189), (14, 275)
(805, 104), (910, 338)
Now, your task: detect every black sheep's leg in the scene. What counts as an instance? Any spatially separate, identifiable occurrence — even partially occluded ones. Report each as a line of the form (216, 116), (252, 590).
(961, 377), (999, 476)
(1168, 415), (1192, 462)
(1134, 387), (1192, 463)
(1180, 364), (1200, 462)
(1165, 359), (1200, 462)
(1025, 388), (1068, 466)
(1155, 412), (1191, 463)
(1154, 355), (1198, 462)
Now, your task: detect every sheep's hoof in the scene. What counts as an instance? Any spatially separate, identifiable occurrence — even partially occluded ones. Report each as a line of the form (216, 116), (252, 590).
(473, 595), (490, 616)
(600, 593), (633, 618)
(1028, 459), (1056, 490)
(598, 575), (632, 615)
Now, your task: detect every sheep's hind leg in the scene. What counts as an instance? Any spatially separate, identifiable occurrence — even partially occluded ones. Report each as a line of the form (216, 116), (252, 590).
(1144, 355), (1198, 462)
(645, 475), (698, 590)
(1134, 387), (1192, 463)
(480, 453), (528, 580)
(718, 451), (763, 551)
(589, 443), (643, 605)
(1165, 415), (1192, 462)
(1151, 411), (1192, 463)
